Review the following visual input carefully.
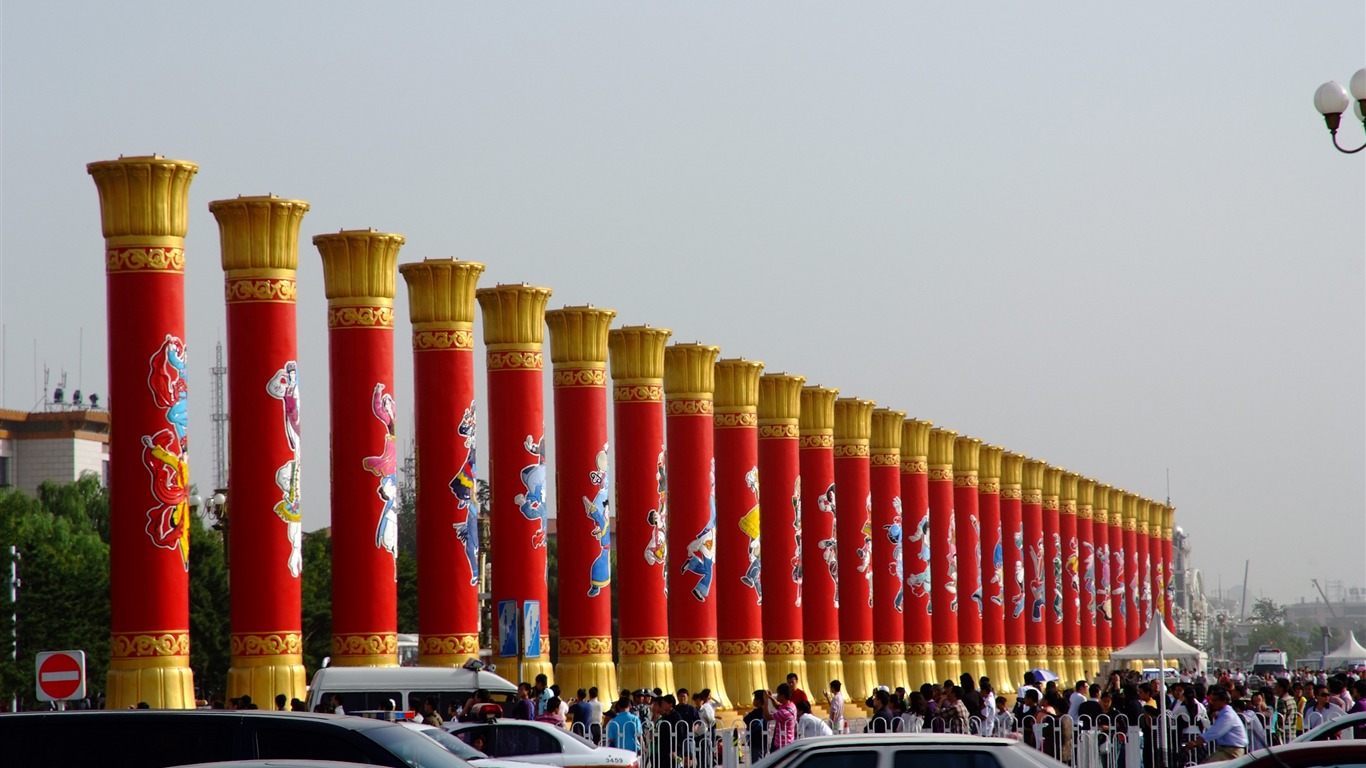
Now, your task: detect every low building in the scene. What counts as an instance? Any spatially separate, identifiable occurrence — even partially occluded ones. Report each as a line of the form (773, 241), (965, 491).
(0, 408), (110, 496)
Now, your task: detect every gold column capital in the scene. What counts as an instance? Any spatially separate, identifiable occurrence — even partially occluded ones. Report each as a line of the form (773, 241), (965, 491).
(210, 196), (310, 274)
(928, 428), (957, 482)
(608, 325), (671, 381)
(314, 230), (403, 303)
(663, 343), (720, 399)
(1060, 470), (1080, 510)
(1109, 488), (1128, 523)
(953, 436), (981, 472)
(1043, 466), (1063, 510)
(88, 155), (199, 241)
(1121, 493), (1139, 531)
(979, 445), (1003, 493)
(1077, 478), (1095, 518)
(799, 386), (839, 432)
(833, 397), (876, 442)
(400, 259), (486, 329)
(870, 408), (905, 454)
(1163, 505), (1176, 539)
(546, 306), (617, 366)
(714, 358), (765, 413)
(901, 419), (932, 473)
(1136, 498), (1152, 534)
(757, 373), (805, 424)
(1023, 458), (1046, 493)
(476, 284), (554, 346)
(1093, 483), (1112, 525)
(1002, 452), (1024, 486)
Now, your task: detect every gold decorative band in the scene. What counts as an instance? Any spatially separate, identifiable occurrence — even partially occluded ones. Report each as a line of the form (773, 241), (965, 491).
(1061, 502), (1077, 515)
(559, 636), (614, 656)
(1024, 491), (1043, 504)
(1026, 645), (1047, 657)
(961, 643), (984, 656)
(839, 641), (875, 656)
(759, 424), (800, 439)
(764, 640), (804, 656)
(871, 452), (899, 466)
(107, 246), (185, 274)
(553, 367), (607, 388)
(907, 642), (934, 656)
(874, 642), (906, 656)
(901, 458), (928, 474)
(984, 643), (1007, 656)
(803, 640), (839, 656)
(226, 277), (296, 304)
(1008, 645), (1029, 658)
(929, 468), (954, 482)
(714, 412), (758, 429)
(665, 399), (713, 416)
(954, 474), (979, 488)
(1079, 507), (1093, 520)
(420, 634), (480, 656)
(487, 350), (544, 371)
(619, 637), (670, 656)
(833, 445), (870, 458)
(414, 329), (474, 351)
(1125, 520), (1137, 531)
(112, 631), (190, 659)
(332, 633), (399, 657)
(719, 639), (765, 655)
(979, 480), (1001, 494)
(328, 305), (395, 329)
(1001, 488), (1023, 500)
(614, 385), (664, 402)
(1043, 499), (1060, 511)
(670, 638), (719, 656)
(230, 632), (303, 657)
(800, 435), (834, 449)
(933, 642), (961, 656)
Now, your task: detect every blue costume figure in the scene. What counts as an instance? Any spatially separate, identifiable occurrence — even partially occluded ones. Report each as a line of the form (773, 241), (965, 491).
(970, 514), (984, 617)
(361, 383), (399, 570)
(585, 445), (611, 597)
(1029, 537), (1046, 623)
(450, 404), (480, 586)
(990, 532), (1005, 607)
(884, 496), (904, 613)
(1012, 525), (1027, 619)
(514, 435), (548, 549)
(1051, 532), (1065, 623)
(907, 510), (931, 614)
(681, 460), (717, 601)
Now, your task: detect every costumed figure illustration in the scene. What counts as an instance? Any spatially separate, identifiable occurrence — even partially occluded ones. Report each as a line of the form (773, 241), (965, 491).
(739, 467), (762, 604)
(267, 362), (303, 577)
(856, 494), (874, 607)
(361, 383), (399, 572)
(142, 335), (191, 569)
(969, 514), (983, 617)
(513, 435), (549, 549)
(1113, 547), (1128, 620)
(884, 496), (904, 613)
(1128, 550), (1140, 620)
(1155, 562), (1165, 620)
(946, 511), (959, 614)
(680, 458), (717, 601)
(449, 403), (480, 586)
(1083, 541), (1096, 623)
(1011, 525), (1026, 618)
(585, 444), (611, 597)
(990, 527), (1005, 608)
(1166, 567), (1176, 622)
(1051, 532), (1064, 623)
(645, 451), (668, 570)
(816, 483), (839, 603)
(1066, 535), (1080, 620)
(1142, 554), (1152, 617)
(1029, 536), (1046, 622)
(1098, 541), (1112, 622)
(791, 476), (802, 607)
(907, 509), (931, 611)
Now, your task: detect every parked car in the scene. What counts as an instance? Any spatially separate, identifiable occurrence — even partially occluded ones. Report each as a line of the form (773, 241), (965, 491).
(1224, 741), (1366, 768)
(0, 710), (473, 768)
(401, 721), (546, 768)
(1293, 711), (1366, 742)
(306, 663), (518, 716)
(752, 733), (1071, 768)
(445, 720), (638, 768)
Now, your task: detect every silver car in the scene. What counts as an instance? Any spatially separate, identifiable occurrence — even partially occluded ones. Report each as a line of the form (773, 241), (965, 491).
(753, 734), (1071, 768)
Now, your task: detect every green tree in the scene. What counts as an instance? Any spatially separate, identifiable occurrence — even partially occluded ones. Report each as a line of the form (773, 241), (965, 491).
(300, 531), (332, 677)
(188, 513), (230, 701)
(1251, 597), (1287, 625)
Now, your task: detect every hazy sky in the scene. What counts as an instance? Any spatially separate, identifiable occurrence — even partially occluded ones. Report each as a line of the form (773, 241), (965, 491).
(2, 2), (1363, 606)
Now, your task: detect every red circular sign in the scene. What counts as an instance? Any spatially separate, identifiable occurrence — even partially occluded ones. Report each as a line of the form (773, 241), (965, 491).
(38, 653), (83, 700)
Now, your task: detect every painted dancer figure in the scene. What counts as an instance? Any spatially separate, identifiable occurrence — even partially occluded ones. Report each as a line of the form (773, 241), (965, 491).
(1051, 532), (1064, 623)
(1067, 535), (1081, 618)
(450, 404), (480, 586)
(267, 362), (303, 577)
(645, 451), (668, 569)
(970, 514), (983, 617)
(1113, 547), (1127, 621)
(585, 445), (611, 597)
(946, 512), (959, 614)
(362, 383), (399, 570)
(990, 527), (1005, 608)
(791, 476), (802, 607)
(739, 467), (762, 604)
(680, 459), (718, 601)
(1029, 536), (1046, 623)
(513, 435), (549, 549)
(140, 429), (191, 570)
(149, 335), (189, 448)
(1011, 525), (1026, 618)
(907, 510), (932, 612)
(885, 497), (904, 613)
(816, 484), (839, 594)
(1083, 541), (1096, 622)
(1098, 539), (1112, 622)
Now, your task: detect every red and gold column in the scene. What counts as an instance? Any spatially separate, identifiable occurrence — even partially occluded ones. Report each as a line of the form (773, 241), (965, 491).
(1121, 493), (1141, 643)
(953, 436), (986, 682)
(211, 195), (309, 704)
(758, 374), (807, 688)
(1042, 466), (1065, 674)
(1001, 452), (1029, 687)
(901, 419), (935, 688)
(1059, 471), (1082, 682)
(1150, 503), (1167, 636)
(609, 326), (675, 693)
(834, 397), (878, 701)
(91, 156), (198, 709)
(547, 306), (618, 697)
(714, 358), (767, 704)
(1022, 459), (1048, 670)
(400, 260), (484, 666)
(928, 428), (960, 684)
(1077, 478), (1099, 680)
(1108, 488), (1128, 658)
(477, 284), (554, 682)
(870, 408), (909, 692)
(1163, 506), (1177, 634)
(1137, 499), (1153, 635)
(316, 230), (404, 667)
(978, 445), (1010, 694)
(1093, 484), (1114, 664)
(665, 343), (729, 707)
(800, 386), (844, 694)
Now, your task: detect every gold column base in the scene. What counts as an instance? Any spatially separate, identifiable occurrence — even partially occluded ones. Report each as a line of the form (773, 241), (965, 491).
(618, 640), (676, 696)
(906, 642), (937, 689)
(839, 644), (880, 703)
(1128, 659), (1146, 672)
(1047, 651), (1067, 678)
(1082, 647), (1100, 681)
(107, 659), (196, 710)
(671, 645), (730, 709)
(521, 656), (555, 686)
(873, 643), (909, 693)
(959, 643), (988, 685)
(1065, 648), (1085, 685)
(1007, 646), (1031, 693)
(762, 642), (808, 695)
(228, 655), (307, 707)
(720, 641), (768, 710)
(985, 644), (1014, 695)
(556, 653), (619, 703)
(803, 643), (846, 702)
(933, 642), (962, 686)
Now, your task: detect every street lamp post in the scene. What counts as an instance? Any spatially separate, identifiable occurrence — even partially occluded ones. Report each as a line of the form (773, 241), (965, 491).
(1313, 68), (1366, 153)
(189, 491), (229, 567)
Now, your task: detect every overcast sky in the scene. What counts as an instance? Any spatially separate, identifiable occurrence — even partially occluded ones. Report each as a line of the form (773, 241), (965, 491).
(2, 2), (1363, 607)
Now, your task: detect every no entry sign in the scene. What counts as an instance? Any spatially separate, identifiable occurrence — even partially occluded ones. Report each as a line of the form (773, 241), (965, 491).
(35, 650), (86, 702)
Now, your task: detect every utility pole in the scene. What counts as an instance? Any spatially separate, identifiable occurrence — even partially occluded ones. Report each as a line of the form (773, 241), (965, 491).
(8, 546), (19, 712)
(211, 340), (229, 490)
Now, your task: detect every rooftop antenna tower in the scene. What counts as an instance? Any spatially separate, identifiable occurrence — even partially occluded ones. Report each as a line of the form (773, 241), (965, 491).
(211, 339), (229, 490)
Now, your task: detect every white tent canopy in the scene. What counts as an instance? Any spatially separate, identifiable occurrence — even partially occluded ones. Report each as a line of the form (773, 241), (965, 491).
(1108, 619), (1204, 662)
(1324, 631), (1366, 668)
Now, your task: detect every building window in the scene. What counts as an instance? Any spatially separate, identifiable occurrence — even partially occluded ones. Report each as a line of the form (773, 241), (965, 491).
(102, 459), (110, 488)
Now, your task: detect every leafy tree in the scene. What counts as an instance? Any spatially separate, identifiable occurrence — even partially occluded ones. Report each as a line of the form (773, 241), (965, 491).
(397, 551), (418, 634)
(1251, 597), (1287, 626)
(300, 531), (332, 677)
(188, 513), (230, 701)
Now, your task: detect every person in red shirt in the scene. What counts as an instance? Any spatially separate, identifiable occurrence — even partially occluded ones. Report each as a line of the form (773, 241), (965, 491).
(786, 673), (810, 706)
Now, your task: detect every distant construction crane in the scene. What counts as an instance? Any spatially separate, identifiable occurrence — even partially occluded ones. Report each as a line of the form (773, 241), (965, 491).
(211, 340), (229, 490)
(1311, 578), (1341, 619)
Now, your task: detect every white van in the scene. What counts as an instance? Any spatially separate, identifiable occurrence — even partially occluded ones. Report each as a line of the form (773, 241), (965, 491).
(306, 664), (519, 717)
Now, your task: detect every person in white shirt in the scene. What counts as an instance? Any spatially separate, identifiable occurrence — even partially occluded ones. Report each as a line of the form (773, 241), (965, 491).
(1067, 681), (1087, 724)
(827, 679), (846, 734)
(1304, 686), (1346, 730)
(796, 700), (832, 738)
(983, 696), (1014, 737)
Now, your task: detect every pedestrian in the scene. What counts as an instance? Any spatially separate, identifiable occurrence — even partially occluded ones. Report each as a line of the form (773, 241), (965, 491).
(827, 679), (846, 734)
(796, 699), (832, 738)
(568, 689), (592, 738)
(588, 686), (604, 744)
(275, 693), (287, 711)
(939, 687), (970, 735)
(536, 696), (566, 728)
(1190, 687), (1248, 762)
(744, 690), (768, 762)
(767, 684), (797, 749)
(422, 697), (444, 729)
(510, 683), (537, 720)
(787, 673), (810, 706)
(606, 698), (642, 752)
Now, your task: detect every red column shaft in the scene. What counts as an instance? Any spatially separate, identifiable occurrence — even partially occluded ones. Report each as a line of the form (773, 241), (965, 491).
(1136, 514), (1151, 636)
(901, 419), (933, 686)
(1123, 507), (1140, 642)
(1043, 503), (1063, 664)
(869, 408), (906, 691)
(1078, 510), (1097, 668)
(979, 476), (1005, 675)
(928, 429), (959, 680)
(1164, 525), (1177, 633)
(1000, 460), (1026, 681)
(1061, 503), (1080, 669)
(1022, 491), (1047, 665)
(799, 386), (842, 692)
(1109, 499), (1128, 652)
(757, 374), (804, 686)
(1094, 496), (1113, 657)
(953, 439), (983, 679)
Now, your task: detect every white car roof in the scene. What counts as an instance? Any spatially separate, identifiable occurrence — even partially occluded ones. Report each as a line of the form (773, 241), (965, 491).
(310, 666), (517, 691)
(450, 719), (621, 756)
